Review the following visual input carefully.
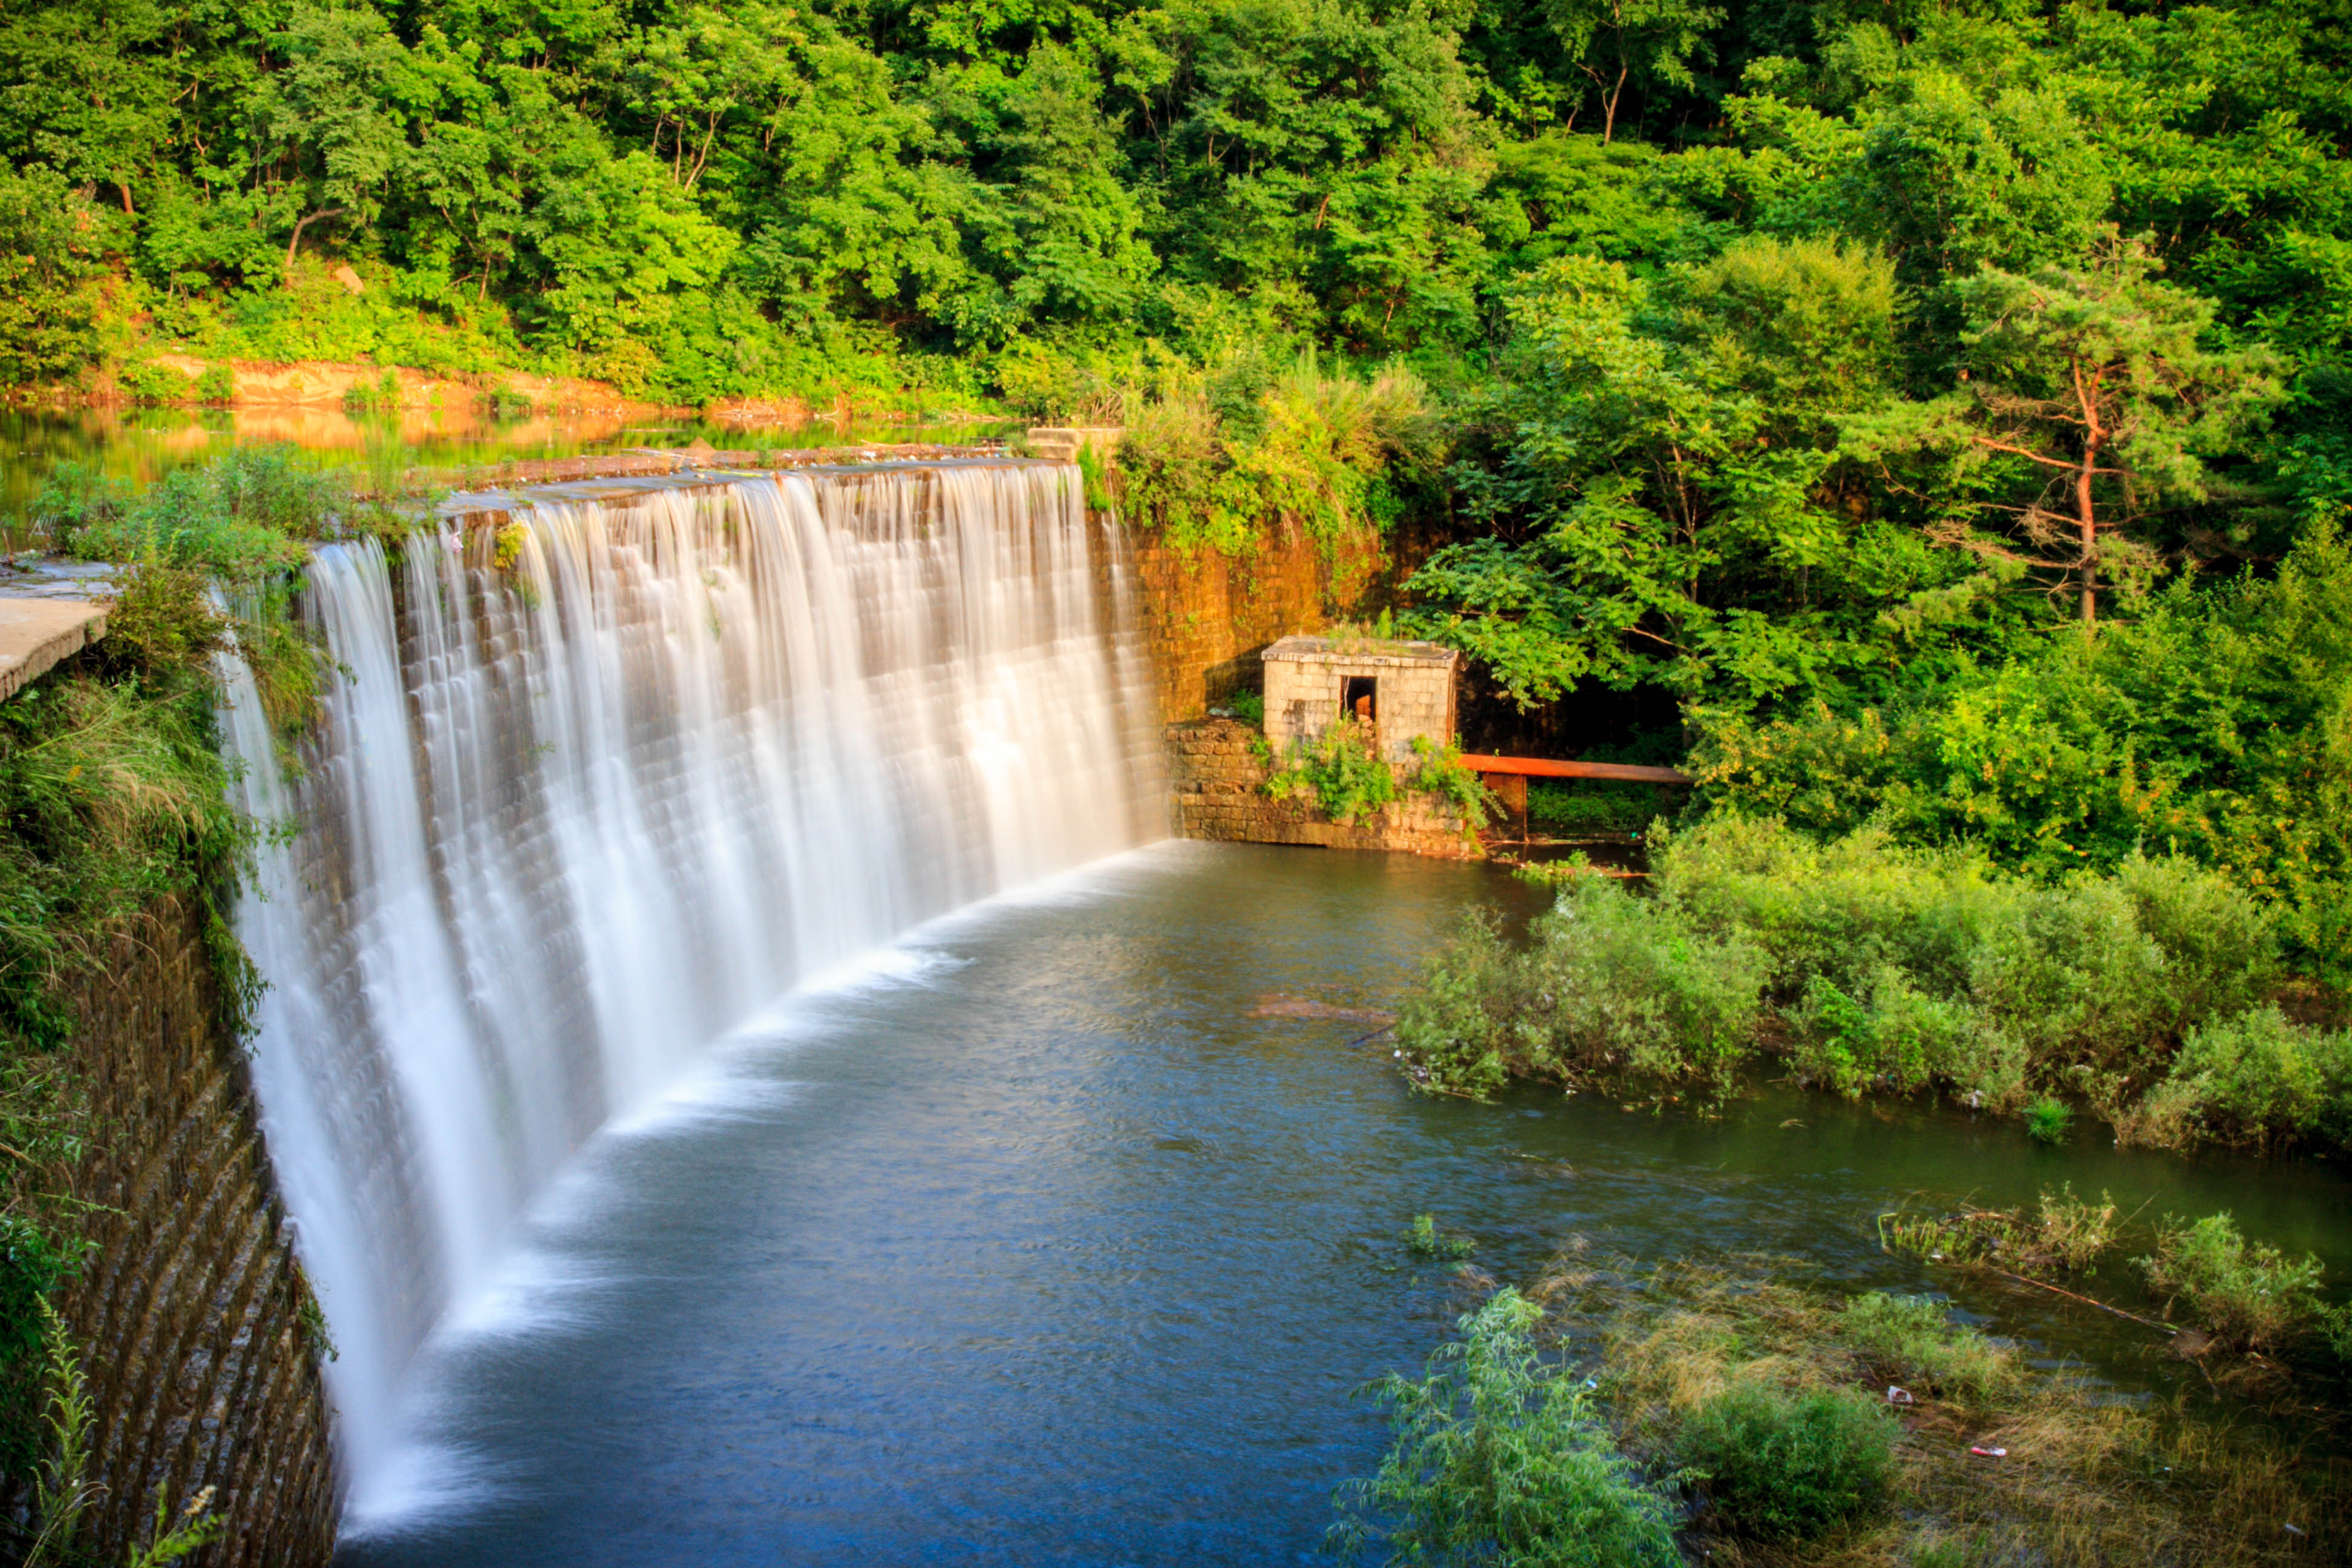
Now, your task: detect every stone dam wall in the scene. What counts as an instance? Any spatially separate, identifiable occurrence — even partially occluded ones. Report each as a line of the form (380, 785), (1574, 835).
(58, 896), (338, 1567)
(1166, 718), (1482, 857)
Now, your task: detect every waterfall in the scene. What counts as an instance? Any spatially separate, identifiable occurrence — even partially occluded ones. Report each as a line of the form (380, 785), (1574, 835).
(218, 462), (1163, 1502)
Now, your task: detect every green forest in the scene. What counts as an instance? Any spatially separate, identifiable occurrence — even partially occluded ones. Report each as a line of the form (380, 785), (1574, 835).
(8, 4), (2352, 1558)
(2, 0), (2350, 1065)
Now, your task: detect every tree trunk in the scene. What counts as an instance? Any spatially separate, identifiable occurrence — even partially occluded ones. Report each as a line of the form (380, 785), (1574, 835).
(283, 207), (349, 278)
(2071, 357), (2105, 626)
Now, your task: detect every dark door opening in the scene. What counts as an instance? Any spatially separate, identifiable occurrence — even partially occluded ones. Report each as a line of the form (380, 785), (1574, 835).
(1342, 675), (1377, 725)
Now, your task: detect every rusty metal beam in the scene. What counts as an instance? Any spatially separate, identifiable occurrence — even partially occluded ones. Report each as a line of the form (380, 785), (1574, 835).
(1459, 753), (1692, 785)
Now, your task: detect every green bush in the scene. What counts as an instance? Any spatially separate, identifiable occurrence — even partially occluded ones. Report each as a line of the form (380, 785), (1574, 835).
(41, 445), (374, 586)
(1514, 878), (1767, 1092)
(1788, 968), (1985, 1098)
(1406, 736), (1494, 829)
(1226, 689), (1264, 727)
(2137, 1212), (2331, 1353)
(120, 360), (197, 405)
(1263, 716), (1397, 825)
(1331, 1289), (1683, 1568)
(1676, 1382), (1895, 1540)
(2141, 1008), (2352, 1150)
(1394, 910), (1517, 1099)
(1406, 818), (2304, 1138)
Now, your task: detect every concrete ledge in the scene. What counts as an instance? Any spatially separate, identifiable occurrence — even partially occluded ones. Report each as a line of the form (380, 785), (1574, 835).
(0, 596), (106, 700)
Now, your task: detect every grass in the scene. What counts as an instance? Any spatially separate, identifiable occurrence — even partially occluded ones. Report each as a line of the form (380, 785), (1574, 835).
(2026, 1096), (2074, 1145)
(1407, 1213), (1476, 1259)
(1676, 1382), (1897, 1540)
(2135, 1213), (2344, 1356)
(1878, 1187), (2125, 1281)
(1544, 1257), (2345, 1564)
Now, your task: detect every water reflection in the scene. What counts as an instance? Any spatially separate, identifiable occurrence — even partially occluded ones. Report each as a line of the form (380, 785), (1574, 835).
(0, 407), (1013, 529)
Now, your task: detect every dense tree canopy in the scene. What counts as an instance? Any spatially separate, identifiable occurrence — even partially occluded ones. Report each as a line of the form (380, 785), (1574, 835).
(2, 0), (2349, 973)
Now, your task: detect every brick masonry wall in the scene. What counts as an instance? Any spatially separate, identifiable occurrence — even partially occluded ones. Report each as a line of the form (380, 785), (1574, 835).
(1166, 719), (1483, 858)
(1128, 528), (1333, 725)
(1263, 652), (1457, 764)
(1123, 512), (1445, 726)
(59, 898), (338, 1567)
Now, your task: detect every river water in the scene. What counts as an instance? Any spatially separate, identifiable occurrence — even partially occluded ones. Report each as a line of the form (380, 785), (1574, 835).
(333, 841), (2351, 1567)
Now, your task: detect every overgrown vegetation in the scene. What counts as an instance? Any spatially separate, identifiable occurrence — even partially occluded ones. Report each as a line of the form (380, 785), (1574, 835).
(0, 448), (353, 1541)
(1338, 1258), (2345, 1565)
(1330, 1288), (1684, 1568)
(1394, 816), (2352, 1152)
(2137, 1213), (2351, 1359)
(1879, 1185), (2123, 1278)
(1259, 714), (1491, 835)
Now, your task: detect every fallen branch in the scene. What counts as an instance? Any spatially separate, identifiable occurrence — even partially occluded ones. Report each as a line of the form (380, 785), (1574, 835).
(1987, 1266), (2174, 1334)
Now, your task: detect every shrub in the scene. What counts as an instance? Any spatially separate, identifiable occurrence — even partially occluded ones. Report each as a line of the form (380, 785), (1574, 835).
(101, 564), (230, 679)
(1788, 967), (1983, 1097)
(41, 446), (374, 586)
(2142, 1008), (2352, 1150)
(120, 360), (197, 405)
(1406, 736), (1495, 829)
(1969, 878), (2176, 1074)
(1226, 688), (1264, 727)
(1676, 1382), (1895, 1540)
(1517, 878), (1768, 1091)
(2137, 1212), (2330, 1353)
(1331, 1289), (1683, 1568)
(1263, 716), (1397, 825)
(1394, 910), (1516, 1099)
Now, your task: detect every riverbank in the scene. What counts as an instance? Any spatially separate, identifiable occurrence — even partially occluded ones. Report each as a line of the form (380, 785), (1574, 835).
(1394, 816), (2352, 1159)
(1342, 1254), (2347, 1564)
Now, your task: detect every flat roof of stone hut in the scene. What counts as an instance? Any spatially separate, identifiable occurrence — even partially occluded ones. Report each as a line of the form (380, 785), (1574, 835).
(1260, 635), (1458, 668)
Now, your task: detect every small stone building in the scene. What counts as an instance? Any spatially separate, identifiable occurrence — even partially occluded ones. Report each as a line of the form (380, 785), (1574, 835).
(1262, 635), (1459, 763)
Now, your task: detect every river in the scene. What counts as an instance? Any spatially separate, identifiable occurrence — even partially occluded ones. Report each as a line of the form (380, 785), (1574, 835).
(332, 840), (2350, 1567)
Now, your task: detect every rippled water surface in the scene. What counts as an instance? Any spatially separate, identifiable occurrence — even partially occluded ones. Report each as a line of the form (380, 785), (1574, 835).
(337, 841), (2351, 1567)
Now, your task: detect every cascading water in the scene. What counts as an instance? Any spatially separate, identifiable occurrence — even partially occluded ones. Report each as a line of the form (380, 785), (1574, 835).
(217, 461), (1163, 1507)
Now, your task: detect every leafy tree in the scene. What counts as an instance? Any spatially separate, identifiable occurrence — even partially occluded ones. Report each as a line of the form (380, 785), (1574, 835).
(1543, 0), (1725, 144)
(0, 168), (111, 385)
(1938, 234), (2282, 623)
(1406, 236), (1959, 710)
(255, 2), (420, 275)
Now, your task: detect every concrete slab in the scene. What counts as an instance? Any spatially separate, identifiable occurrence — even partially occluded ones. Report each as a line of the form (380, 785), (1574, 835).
(0, 596), (107, 700)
